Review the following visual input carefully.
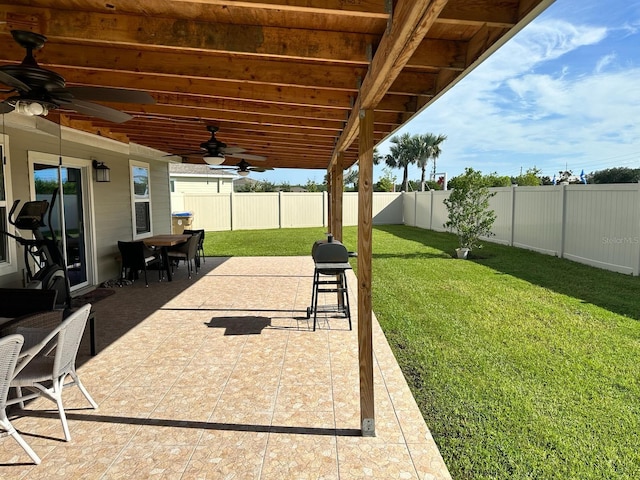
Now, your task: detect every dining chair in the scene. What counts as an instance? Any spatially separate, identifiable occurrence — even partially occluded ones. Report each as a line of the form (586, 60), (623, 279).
(167, 232), (201, 278)
(117, 240), (162, 287)
(8, 304), (98, 442)
(183, 229), (205, 266)
(0, 334), (41, 464)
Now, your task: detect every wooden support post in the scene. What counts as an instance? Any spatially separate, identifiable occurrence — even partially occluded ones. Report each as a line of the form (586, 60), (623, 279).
(334, 153), (344, 243)
(327, 168), (333, 233)
(357, 108), (375, 436)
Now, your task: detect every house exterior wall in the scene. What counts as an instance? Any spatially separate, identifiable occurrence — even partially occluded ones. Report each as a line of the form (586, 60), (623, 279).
(0, 117), (173, 288)
(171, 176), (233, 195)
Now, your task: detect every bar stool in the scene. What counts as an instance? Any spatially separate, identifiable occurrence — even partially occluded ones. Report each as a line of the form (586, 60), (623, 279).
(307, 262), (352, 331)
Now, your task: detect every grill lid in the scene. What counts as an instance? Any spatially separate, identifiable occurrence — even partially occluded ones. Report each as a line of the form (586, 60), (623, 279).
(312, 236), (349, 263)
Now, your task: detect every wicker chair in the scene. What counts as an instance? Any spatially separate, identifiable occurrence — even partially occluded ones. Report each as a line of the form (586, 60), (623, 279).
(183, 229), (205, 266)
(8, 304), (97, 442)
(167, 231), (201, 278)
(0, 334), (41, 464)
(118, 240), (162, 287)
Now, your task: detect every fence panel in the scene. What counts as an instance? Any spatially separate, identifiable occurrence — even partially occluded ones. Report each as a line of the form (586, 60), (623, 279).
(415, 192), (432, 229)
(232, 193), (280, 230)
(487, 188), (514, 245)
(183, 194), (231, 231)
(403, 192), (416, 226)
(563, 184), (640, 275)
(372, 193), (404, 224)
(512, 187), (563, 255)
(431, 191), (451, 232)
(280, 192), (325, 227)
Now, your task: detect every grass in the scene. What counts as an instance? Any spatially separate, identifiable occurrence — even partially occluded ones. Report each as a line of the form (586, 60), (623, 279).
(204, 225), (640, 479)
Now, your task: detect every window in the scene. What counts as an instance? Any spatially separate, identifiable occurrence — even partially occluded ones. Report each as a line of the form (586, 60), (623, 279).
(130, 161), (152, 239)
(170, 180), (175, 193)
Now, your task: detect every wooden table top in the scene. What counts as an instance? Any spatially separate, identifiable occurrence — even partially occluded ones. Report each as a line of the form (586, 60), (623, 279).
(142, 234), (190, 247)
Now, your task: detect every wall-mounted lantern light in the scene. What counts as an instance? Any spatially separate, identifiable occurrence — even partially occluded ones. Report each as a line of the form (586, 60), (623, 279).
(92, 159), (111, 182)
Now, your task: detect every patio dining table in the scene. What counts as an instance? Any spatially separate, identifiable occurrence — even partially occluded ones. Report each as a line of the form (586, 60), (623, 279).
(143, 234), (190, 281)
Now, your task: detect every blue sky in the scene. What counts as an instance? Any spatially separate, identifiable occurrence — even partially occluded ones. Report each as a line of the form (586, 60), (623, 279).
(256, 0), (640, 186)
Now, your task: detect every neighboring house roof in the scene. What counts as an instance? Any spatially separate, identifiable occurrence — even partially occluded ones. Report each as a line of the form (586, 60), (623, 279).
(169, 163), (236, 178)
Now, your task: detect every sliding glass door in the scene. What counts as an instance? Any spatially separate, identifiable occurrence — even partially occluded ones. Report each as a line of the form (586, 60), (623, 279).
(32, 161), (91, 291)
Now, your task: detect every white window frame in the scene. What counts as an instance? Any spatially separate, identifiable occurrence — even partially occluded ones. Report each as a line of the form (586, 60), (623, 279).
(130, 160), (153, 240)
(0, 134), (17, 276)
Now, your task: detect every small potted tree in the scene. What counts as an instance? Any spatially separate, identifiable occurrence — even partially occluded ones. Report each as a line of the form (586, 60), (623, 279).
(443, 168), (496, 259)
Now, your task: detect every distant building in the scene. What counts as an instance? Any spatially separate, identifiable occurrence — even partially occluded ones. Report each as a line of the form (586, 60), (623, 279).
(169, 163), (236, 194)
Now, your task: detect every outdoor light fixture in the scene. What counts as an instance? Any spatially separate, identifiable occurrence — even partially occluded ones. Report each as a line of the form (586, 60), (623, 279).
(92, 159), (111, 182)
(203, 154), (225, 166)
(14, 100), (48, 116)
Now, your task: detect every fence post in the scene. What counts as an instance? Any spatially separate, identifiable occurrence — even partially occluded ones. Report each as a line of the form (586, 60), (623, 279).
(278, 191), (283, 229)
(636, 182), (640, 276)
(510, 185), (516, 247)
(230, 191), (234, 231)
(560, 185), (567, 258)
(322, 191), (327, 227)
(429, 190), (434, 230)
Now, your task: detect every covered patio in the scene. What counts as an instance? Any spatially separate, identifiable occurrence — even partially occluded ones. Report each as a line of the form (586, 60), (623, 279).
(2, 256), (450, 478)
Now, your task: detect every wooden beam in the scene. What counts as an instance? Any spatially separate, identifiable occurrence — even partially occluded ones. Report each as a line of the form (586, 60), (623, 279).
(357, 108), (375, 437)
(334, 152), (344, 243)
(332, 0), (450, 164)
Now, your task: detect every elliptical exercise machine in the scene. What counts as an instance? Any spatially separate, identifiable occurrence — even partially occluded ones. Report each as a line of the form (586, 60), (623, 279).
(2, 188), (71, 309)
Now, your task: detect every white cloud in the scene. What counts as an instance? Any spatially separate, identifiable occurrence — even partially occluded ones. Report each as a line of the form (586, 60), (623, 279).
(595, 53), (617, 73)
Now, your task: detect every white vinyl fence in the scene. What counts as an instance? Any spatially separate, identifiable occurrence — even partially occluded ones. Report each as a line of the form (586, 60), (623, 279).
(404, 184), (640, 276)
(172, 185), (640, 275)
(170, 191), (404, 232)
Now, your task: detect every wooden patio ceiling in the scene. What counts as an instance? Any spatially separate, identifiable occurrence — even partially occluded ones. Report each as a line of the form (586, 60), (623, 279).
(0, 0), (553, 172)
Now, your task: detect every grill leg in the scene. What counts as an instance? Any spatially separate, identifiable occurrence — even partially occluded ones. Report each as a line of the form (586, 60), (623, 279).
(312, 269), (320, 331)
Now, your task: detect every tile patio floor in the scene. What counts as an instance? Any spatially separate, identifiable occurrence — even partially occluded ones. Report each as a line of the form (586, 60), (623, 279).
(1, 256), (451, 479)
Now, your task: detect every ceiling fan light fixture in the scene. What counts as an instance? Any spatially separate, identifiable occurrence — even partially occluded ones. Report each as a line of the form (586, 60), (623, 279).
(203, 154), (225, 166)
(14, 99), (48, 116)
(237, 170), (250, 177)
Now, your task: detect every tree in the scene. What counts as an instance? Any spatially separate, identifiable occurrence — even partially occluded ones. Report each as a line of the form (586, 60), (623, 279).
(513, 167), (542, 186)
(415, 133), (447, 190)
(443, 167), (496, 253)
(590, 167), (640, 184)
(344, 167), (358, 191)
(384, 133), (417, 192)
(375, 167), (396, 192)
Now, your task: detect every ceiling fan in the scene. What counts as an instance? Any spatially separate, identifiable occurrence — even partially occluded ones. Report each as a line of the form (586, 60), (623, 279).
(210, 159), (273, 177)
(0, 30), (154, 123)
(171, 125), (267, 165)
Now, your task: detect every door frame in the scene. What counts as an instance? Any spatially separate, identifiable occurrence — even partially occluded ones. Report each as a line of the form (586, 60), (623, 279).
(27, 151), (98, 291)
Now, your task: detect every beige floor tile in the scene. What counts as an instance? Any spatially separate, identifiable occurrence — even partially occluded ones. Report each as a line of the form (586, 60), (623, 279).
(261, 433), (338, 480)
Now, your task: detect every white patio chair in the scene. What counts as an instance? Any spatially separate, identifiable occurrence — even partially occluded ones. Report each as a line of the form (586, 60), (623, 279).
(0, 334), (41, 464)
(8, 304), (98, 442)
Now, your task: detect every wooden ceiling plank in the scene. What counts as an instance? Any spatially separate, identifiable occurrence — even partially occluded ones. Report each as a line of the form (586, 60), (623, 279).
(438, 0), (518, 27)
(0, 39), (366, 92)
(1, 5), (378, 64)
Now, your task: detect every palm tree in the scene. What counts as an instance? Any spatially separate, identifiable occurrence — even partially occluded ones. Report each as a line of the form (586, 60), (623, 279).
(384, 133), (419, 192)
(415, 133), (447, 190)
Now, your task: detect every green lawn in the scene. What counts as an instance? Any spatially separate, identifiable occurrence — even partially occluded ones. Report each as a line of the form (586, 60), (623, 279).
(204, 225), (640, 479)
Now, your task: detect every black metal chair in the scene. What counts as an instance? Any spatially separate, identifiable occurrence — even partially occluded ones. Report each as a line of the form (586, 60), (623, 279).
(183, 229), (205, 266)
(167, 232), (201, 278)
(117, 240), (162, 287)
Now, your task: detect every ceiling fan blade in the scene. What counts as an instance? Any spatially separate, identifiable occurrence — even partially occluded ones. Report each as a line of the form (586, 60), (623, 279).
(222, 146), (245, 154)
(61, 86), (155, 104)
(64, 98), (133, 123)
(0, 70), (30, 92)
(226, 152), (266, 161)
(0, 101), (15, 114)
(250, 167), (274, 172)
